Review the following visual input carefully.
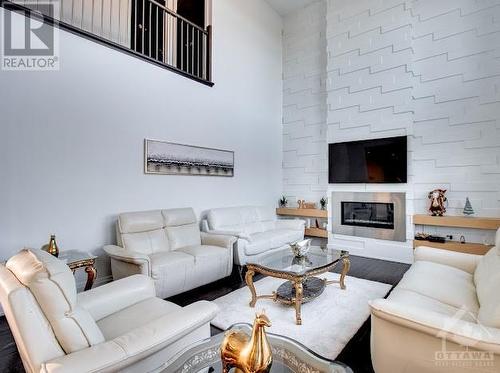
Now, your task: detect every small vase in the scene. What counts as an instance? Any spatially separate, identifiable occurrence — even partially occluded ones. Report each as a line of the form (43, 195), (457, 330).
(44, 235), (59, 257)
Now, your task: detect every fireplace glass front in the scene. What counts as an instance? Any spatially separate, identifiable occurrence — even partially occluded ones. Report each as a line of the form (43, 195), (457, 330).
(341, 201), (395, 230)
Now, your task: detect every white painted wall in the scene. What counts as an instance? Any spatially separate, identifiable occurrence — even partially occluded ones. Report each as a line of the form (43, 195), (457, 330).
(0, 0), (283, 285)
(283, 0), (500, 263)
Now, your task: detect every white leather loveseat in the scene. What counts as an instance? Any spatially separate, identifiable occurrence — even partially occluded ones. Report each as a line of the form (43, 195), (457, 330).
(104, 208), (236, 299)
(0, 249), (218, 373)
(370, 228), (500, 373)
(202, 206), (305, 265)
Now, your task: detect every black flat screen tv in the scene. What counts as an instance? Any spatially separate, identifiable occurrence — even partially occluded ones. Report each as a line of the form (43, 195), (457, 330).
(328, 136), (407, 183)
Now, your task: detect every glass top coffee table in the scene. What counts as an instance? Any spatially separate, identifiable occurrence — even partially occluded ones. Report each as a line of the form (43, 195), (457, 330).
(161, 323), (352, 373)
(245, 246), (350, 325)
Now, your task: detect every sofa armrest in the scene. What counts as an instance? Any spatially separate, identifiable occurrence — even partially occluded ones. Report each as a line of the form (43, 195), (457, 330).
(201, 232), (237, 249)
(204, 229), (251, 241)
(274, 219), (305, 231)
(104, 245), (151, 274)
(414, 246), (483, 274)
(370, 298), (500, 353)
(77, 275), (156, 321)
(42, 301), (219, 373)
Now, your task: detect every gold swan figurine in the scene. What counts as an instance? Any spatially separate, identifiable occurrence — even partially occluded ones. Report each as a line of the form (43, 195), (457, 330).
(221, 311), (273, 373)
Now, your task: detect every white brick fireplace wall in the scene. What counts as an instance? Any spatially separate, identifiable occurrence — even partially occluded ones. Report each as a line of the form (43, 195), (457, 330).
(283, 0), (500, 263)
(282, 1), (328, 203)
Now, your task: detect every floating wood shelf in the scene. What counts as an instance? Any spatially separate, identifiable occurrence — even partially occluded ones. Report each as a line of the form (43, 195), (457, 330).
(413, 215), (500, 230)
(305, 227), (328, 238)
(413, 240), (493, 255)
(276, 208), (328, 218)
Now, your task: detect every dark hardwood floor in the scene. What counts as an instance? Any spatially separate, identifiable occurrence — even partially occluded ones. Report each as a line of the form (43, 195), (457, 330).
(0, 255), (409, 372)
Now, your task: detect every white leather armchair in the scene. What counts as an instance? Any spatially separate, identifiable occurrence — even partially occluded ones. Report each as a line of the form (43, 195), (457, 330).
(104, 208), (236, 299)
(202, 206), (305, 265)
(0, 249), (218, 373)
(370, 228), (500, 373)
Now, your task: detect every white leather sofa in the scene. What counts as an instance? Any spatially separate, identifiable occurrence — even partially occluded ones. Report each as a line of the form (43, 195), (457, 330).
(0, 249), (218, 373)
(202, 206), (305, 265)
(370, 228), (500, 373)
(104, 208), (236, 299)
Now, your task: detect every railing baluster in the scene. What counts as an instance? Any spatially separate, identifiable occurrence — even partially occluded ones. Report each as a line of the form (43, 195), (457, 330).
(155, 5), (158, 60)
(191, 26), (194, 75)
(141, 0), (145, 55)
(100, 0), (104, 37)
(163, 11), (167, 64)
(148, 2), (152, 57)
(91, 0), (95, 35)
(180, 19), (184, 71)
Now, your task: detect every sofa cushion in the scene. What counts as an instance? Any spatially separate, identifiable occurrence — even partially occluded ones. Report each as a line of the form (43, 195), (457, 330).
(166, 224), (201, 250)
(398, 260), (479, 314)
(97, 297), (181, 340)
(119, 210), (164, 234)
(387, 287), (478, 323)
(162, 208), (197, 227)
(474, 242), (500, 328)
(121, 229), (170, 255)
(244, 229), (301, 256)
(208, 206), (260, 230)
(6, 249), (104, 354)
(177, 245), (230, 264)
(150, 251), (195, 295)
(177, 245), (231, 284)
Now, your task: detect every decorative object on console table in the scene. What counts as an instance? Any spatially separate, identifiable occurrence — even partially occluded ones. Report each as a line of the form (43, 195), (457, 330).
(41, 234), (59, 257)
(58, 251), (97, 291)
(320, 197), (327, 210)
(279, 196), (288, 208)
(144, 139), (234, 177)
(427, 189), (447, 216)
(463, 197), (475, 216)
(221, 312), (273, 373)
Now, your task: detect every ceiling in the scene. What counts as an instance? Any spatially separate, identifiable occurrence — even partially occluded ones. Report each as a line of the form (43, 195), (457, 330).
(265, 0), (318, 16)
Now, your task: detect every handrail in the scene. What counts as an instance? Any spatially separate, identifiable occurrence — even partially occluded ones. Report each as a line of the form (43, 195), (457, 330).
(148, 0), (207, 34)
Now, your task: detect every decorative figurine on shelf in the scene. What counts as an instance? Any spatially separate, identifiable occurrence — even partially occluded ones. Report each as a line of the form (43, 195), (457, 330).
(290, 239), (312, 257)
(428, 189), (447, 216)
(279, 196), (288, 208)
(320, 197), (327, 210)
(41, 235), (59, 258)
(221, 311), (273, 373)
(463, 197), (475, 216)
(298, 200), (317, 209)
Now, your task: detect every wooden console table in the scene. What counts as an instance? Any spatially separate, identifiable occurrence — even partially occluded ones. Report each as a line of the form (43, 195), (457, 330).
(413, 215), (500, 255)
(276, 208), (328, 238)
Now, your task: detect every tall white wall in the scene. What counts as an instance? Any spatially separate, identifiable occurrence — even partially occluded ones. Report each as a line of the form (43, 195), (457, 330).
(283, 0), (500, 263)
(0, 0), (283, 285)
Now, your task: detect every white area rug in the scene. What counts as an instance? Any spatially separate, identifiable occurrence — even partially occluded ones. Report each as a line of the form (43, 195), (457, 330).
(211, 273), (391, 359)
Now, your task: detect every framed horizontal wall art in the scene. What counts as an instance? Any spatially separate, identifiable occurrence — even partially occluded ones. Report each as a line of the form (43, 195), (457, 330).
(144, 139), (234, 177)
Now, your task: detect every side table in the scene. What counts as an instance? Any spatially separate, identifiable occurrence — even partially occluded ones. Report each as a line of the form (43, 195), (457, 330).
(59, 251), (97, 291)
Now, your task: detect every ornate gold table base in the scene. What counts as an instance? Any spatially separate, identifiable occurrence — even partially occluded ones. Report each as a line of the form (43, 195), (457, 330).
(245, 256), (350, 325)
(69, 258), (97, 291)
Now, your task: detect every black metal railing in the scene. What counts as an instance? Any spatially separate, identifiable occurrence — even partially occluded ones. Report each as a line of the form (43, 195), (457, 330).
(1, 0), (212, 84)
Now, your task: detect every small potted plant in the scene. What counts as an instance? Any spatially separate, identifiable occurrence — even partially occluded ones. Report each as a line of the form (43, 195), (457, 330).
(320, 197), (327, 210)
(279, 196), (288, 208)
